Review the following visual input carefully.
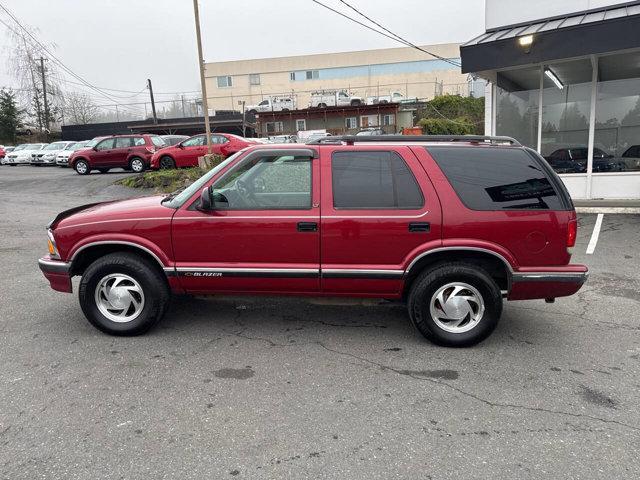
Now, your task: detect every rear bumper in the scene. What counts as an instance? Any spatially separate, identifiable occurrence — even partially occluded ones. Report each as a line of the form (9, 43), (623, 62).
(38, 257), (72, 293)
(508, 266), (589, 300)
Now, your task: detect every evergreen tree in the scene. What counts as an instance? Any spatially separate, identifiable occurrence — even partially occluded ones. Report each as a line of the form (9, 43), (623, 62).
(0, 89), (19, 143)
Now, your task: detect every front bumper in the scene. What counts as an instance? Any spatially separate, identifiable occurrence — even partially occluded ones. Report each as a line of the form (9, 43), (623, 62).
(508, 266), (589, 300)
(56, 157), (70, 166)
(38, 257), (72, 293)
(32, 156), (56, 165)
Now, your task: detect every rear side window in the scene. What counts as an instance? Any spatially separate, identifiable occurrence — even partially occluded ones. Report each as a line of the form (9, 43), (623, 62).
(427, 146), (564, 210)
(150, 136), (166, 147)
(115, 137), (133, 148)
(332, 151), (424, 209)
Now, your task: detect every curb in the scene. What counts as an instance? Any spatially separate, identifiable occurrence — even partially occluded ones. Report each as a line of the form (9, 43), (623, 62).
(576, 207), (640, 214)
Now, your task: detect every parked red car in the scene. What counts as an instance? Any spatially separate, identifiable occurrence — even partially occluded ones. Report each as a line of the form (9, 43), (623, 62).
(150, 133), (258, 169)
(39, 135), (588, 346)
(69, 134), (166, 175)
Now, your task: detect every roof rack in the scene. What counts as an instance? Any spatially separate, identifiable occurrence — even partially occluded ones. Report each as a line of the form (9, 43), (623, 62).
(306, 135), (521, 146)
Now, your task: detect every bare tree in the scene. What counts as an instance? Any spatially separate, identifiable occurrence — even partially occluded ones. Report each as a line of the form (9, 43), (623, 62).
(64, 92), (99, 124)
(5, 24), (63, 131)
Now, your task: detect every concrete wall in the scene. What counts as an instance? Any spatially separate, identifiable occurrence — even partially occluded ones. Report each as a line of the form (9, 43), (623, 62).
(204, 44), (468, 111)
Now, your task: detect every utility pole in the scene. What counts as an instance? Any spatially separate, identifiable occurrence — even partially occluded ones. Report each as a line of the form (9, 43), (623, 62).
(39, 57), (50, 132)
(192, 0), (212, 154)
(181, 95), (186, 117)
(147, 78), (158, 124)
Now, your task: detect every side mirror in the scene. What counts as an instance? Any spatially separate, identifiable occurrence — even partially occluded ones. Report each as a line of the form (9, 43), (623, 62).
(198, 186), (213, 211)
(177, 143), (184, 149)
(92, 146), (98, 151)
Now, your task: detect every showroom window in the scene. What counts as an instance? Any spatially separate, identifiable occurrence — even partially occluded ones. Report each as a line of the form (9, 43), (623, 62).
(594, 51), (640, 173)
(495, 66), (540, 150)
(540, 58), (593, 174)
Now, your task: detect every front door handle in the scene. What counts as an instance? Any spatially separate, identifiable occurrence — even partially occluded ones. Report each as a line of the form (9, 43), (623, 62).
(408, 222), (430, 232)
(297, 222), (318, 232)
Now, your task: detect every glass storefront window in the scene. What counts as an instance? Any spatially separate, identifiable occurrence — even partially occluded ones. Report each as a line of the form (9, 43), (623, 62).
(541, 58), (592, 174)
(495, 67), (539, 149)
(594, 51), (640, 173)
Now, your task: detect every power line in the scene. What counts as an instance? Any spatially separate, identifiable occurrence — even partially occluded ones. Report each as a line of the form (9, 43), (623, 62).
(335, 0), (461, 67)
(0, 3), (144, 115)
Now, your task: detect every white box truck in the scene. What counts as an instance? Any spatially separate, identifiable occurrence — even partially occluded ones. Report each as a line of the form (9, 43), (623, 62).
(309, 90), (363, 108)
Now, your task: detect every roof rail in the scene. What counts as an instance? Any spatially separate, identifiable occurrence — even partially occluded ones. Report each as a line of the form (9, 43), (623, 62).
(306, 135), (521, 146)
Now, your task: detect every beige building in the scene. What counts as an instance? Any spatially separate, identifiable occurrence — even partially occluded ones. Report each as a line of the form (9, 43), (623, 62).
(204, 43), (472, 111)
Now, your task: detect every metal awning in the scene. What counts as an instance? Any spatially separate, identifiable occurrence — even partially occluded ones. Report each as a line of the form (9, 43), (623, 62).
(461, 1), (640, 73)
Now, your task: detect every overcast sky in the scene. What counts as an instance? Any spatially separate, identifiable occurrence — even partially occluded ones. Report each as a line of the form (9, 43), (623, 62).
(0, 0), (484, 107)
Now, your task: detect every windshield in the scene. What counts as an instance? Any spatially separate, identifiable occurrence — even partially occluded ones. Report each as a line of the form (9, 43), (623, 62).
(86, 137), (105, 148)
(162, 151), (244, 209)
(44, 142), (66, 150)
(14, 144), (28, 151)
(72, 142), (88, 151)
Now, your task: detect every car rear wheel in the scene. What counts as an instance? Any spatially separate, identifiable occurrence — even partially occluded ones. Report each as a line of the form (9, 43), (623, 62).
(408, 263), (502, 347)
(159, 156), (175, 169)
(79, 252), (170, 336)
(75, 159), (89, 175)
(129, 157), (145, 173)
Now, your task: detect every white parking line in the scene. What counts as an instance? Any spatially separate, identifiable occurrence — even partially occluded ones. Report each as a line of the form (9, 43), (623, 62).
(586, 213), (604, 255)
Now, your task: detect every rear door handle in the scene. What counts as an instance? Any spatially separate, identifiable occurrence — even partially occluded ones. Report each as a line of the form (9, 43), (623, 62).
(297, 222), (318, 232)
(408, 222), (430, 232)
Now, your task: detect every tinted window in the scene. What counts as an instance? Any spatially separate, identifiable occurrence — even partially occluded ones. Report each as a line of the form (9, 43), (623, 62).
(427, 146), (564, 210)
(331, 151), (424, 209)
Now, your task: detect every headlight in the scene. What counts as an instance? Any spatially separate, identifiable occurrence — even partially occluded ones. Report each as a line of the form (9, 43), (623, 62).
(47, 229), (60, 259)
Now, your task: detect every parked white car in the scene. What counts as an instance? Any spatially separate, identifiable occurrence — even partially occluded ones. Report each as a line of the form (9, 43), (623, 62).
(31, 141), (76, 166)
(366, 91), (405, 105)
(56, 141), (90, 167)
(2, 143), (47, 165)
(246, 96), (297, 114)
(309, 90), (363, 108)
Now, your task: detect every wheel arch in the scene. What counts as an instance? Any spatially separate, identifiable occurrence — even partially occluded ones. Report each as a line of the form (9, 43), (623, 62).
(69, 240), (170, 278)
(403, 247), (513, 299)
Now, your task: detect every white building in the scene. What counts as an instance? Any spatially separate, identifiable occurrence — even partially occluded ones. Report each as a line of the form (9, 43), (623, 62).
(461, 0), (640, 199)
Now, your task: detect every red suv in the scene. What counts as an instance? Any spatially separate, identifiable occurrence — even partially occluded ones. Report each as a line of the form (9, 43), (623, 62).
(39, 135), (588, 347)
(69, 134), (166, 175)
(150, 133), (258, 169)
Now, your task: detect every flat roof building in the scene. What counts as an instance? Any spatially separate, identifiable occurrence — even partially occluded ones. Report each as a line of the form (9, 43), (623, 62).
(204, 43), (475, 112)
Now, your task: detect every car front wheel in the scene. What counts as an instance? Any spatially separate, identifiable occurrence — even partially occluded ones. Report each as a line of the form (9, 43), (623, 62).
(79, 252), (170, 335)
(75, 159), (90, 175)
(408, 263), (502, 347)
(159, 156), (175, 169)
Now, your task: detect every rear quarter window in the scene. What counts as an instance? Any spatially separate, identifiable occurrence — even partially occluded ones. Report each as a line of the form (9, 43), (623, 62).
(426, 146), (565, 211)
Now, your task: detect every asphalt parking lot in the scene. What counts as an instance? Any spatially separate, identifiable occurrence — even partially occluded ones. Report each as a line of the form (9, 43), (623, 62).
(1, 166), (639, 479)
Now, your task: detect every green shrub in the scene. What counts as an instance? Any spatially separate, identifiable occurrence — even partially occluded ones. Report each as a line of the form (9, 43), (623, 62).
(418, 118), (474, 135)
(117, 167), (207, 193)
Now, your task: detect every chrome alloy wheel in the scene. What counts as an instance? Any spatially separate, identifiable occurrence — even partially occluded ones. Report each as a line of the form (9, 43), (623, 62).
(429, 282), (485, 333)
(94, 273), (145, 323)
(76, 161), (88, 174)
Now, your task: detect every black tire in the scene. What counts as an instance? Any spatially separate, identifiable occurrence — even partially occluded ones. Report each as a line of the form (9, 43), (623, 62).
(248, 109), (257, 115)
(350, 99), (362, 106)
(79, 252), (170, 336)
(407, 263), (502, 347)
(74, 159), (90, 175)
(129, 156), (145, 173)
(159, 155), (175, 169)
(318, 103), (327, 108)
